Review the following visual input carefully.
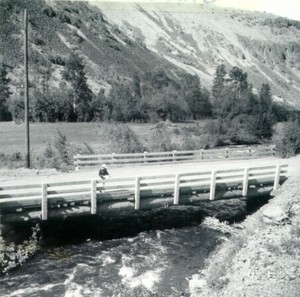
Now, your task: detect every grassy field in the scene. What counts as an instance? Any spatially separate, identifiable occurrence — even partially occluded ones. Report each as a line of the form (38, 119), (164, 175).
(0, 121), (208, 155)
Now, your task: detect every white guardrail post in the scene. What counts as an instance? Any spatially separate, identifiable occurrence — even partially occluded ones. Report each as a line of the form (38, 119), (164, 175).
(173, 173), (181, 205)
(74, 154), (79, 171)
(41, 183), (48, 220)
(173, 150), (177, 162)
(144, 151), (148, 163)
(272, 145), (276, 156)
(242, 167), (249, 196)
(273, 164), (282, 191)
(112, 153), (116, 164)
(91, 179), (97, 214)
(209, 170), (217, 200)
(225, 148), (229, 158)
(200, 149), (204, 160)
(135, 177), (141, 210)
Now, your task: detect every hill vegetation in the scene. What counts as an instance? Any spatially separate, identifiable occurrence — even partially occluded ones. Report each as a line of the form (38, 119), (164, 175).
(1, 0), (300, 170)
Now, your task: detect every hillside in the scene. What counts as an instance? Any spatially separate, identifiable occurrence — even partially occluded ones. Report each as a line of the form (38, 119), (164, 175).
(96, 2), (300, 108)
(1, 1), (300, 109)
(0, 0), (185, 96)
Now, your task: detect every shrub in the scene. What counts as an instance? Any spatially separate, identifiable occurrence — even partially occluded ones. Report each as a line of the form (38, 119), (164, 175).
(0, 225), (41, 275)
(274, 120), (300, 157)
(33, 130), (74, 171)
(146, 127), (175, 152)
(97, 123), (144, 154)
(0, 151), (24, 168)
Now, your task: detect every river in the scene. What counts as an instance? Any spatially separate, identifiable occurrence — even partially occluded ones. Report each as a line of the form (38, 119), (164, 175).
(0, 225), (222, 297)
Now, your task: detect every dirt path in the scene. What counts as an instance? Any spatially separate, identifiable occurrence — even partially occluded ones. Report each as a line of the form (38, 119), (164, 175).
(0, 155), (299, 186)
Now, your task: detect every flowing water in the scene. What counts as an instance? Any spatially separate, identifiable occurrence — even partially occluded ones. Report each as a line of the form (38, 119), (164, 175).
(0, 225), (222, 297)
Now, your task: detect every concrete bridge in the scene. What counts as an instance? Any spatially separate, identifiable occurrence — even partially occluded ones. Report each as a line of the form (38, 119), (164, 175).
(0, 161), (288, 225)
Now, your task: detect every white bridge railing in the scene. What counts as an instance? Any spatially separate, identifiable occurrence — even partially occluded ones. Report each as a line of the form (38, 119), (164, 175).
(0, 163), (287, 221)
(74, 145), (276, 170)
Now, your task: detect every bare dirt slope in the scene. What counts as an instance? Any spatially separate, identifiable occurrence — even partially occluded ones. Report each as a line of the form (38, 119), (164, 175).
(0, 155), (299, 186)
(189, 156), (300, 297)
(97, 2), (300, 108)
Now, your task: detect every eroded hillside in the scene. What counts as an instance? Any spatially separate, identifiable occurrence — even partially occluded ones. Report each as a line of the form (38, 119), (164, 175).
(1, 1), (300, 108)
(96, 2), (300, 108)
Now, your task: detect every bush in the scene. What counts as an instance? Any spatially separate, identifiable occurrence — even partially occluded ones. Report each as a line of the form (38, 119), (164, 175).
(33, 130), (74, 171)
(274, 120), (300, 157)
(0, 151), (24, 168)
(0, 225), (41, 275)
(146, 127), (175, 152)
(97, 123), (144, 154)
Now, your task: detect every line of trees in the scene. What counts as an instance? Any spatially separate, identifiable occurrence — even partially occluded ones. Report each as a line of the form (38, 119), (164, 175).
(211, 65), (276, 141)
(0, 55), (288, 140)
(1, 53), (213, 123)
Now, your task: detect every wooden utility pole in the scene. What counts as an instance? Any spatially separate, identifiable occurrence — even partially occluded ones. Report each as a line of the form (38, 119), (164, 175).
(24, 8), (30, 168)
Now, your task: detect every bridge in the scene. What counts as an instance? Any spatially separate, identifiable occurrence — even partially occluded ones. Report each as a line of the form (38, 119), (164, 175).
(0, 163), (288, 224)
(74, 146), (276, 170)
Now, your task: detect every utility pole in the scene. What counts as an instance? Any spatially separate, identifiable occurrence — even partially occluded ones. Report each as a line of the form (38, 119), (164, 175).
(24, 8), (30, 168)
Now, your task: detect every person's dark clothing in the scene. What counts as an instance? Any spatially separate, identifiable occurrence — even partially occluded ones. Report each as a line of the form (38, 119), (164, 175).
(99, 168), (109, 178)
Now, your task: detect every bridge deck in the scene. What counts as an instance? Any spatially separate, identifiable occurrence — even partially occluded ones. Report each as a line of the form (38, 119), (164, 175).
(0, 163), (288, 222)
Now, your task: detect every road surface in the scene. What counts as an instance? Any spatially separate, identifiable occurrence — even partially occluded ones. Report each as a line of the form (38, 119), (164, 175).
(0, 155), (299, 187)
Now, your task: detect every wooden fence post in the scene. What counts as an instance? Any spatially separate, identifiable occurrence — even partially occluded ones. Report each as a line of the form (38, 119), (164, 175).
(144, 151), (148, 163)
(242, 168), (249, 196)
(173, 150), (177, 162)
(210, 170), (217, 200)
(111, 153), (116, 164)
(200, 149), (204, 160)
(174, 173), (181, 205)
(41, 183), (48, 220)
(273, 164), (282, 191)
(272, 145), (276, 156)
(135, 177), (141, 210)
(225, 148), (229, 158)
(74, 155), (79, 171)
(91, 179), (97, 214)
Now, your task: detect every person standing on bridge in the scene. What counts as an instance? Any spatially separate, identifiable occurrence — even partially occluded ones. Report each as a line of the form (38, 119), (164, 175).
(99, 164), (111, 192)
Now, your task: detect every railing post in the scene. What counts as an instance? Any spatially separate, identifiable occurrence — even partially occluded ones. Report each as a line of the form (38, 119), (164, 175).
(200, 149), (204, 160)
(144, 151), (148, 163)
(174, 173), (181, 205)
(225, 148), (229, 158)
(135, 176), (141, 210)
(111, 153), (116, 164)
(74, 154), (79, 171)
(209, 170), (217, 200)
(173, 150), (177, 162)
(272, 145), (276, 156)
(273, 164), (282, 191)
(242, 168), (249, 196)
(91, 179), (97, 214)
(41, 183), (48, 220)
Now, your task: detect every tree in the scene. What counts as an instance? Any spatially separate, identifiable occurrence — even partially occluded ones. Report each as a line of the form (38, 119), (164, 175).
(253, 83), (276, 138)
(132, 73), (141, 98)
(183, 74), (212, 119)
(109, 83), (141, 122)
(0, 64), (12, 121)
(212, 64), (227, 99)
(90, 89), (106, 121)
(275, 120), (300, 157)
(228, 66), (248, 93)
(62, 53), (93, 121)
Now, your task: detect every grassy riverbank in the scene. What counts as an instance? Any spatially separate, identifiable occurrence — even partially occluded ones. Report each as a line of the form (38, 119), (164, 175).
(190, 174), (300, 296)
